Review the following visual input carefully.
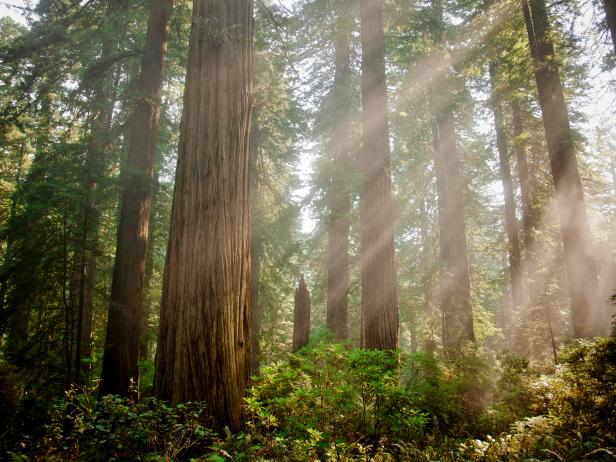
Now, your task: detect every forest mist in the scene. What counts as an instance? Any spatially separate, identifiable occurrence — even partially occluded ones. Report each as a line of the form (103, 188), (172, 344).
(0, 0), (615, 460)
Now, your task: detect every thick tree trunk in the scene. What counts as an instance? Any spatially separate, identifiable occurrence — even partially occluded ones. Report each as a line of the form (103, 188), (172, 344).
(430, 0), (474, 355)
(293, 275), (311, 352)
(326, 2), (352, 342)
(522, 0), (604, 337)
(604, 0), (616, 55)
(154, 0), (252, 433)
(489, 63), (524, 312)
(100, 0), (172, 397)
(359, 0), (399, 350)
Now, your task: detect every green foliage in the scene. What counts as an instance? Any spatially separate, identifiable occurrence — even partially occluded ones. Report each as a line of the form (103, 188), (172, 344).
(244, 343), (427, 459)
(460, 336), (616, 461)
(11, 383), (216, 462)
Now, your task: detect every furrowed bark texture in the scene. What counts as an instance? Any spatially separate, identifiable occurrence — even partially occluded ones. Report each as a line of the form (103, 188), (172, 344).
(100, 0), (172, 397)
(604, 0), (616, 55)
(522, 0), (604, 338)
(489, 63), (523, 312)
(430, 0), (474, 353)
(359, 0), (399, 350)
(154, 0), (252, 432)
(293, 275), (311, 352)
(249, 120), (260, 374)
(326, 1), (352, 342)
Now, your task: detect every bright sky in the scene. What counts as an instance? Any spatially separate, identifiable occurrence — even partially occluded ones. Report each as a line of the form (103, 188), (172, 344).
(0, 0), (27, 24)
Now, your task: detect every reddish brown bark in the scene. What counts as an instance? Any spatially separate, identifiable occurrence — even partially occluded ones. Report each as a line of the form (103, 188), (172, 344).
(522, 0), (605, 338)
(249, 121), (261, 374)
(359, 0), (399, 350)
(293, 275), (311, 352)
(100, 0), (172, 396)
(326, 2), (352, 342)
(154, 0), (252, 432)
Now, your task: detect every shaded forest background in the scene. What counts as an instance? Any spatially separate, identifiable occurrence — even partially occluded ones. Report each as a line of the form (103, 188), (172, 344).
(0, 0), (615, 460)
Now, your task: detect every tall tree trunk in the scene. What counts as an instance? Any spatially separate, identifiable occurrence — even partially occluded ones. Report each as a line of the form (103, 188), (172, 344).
(249, 119), (261, 374)
(292, 275), (311, 352)
(419, 197), (436, 352)
(429, 0), (474, 354)
(489, 63), (524, 312)
(100, 0), (172, 397)
(140, 171), (160, 362)
(509, 97), (543, 353)
(510, 98), (539, 261)
(326, 1), (352, 342)
(431, 98), (475, 352)
(154, 0), (252, 432)
(521, 0), (604, 338)
(604, 0), (616, 55)
(359, 0), (399, 350)
(73, 44), (120, 384)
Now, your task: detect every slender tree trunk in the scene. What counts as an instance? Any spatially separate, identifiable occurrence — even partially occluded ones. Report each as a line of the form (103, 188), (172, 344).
(154, 0), (252, 432)
(326, 1), (352, 342)
(359, 0), (399, 350)
(432, 99), (475, 352)
(140, 171), (160, 362)
(522, 0), (604, 337)
(419, 197), (436, 351)
(510, 98), (538, 260)
(430, 0), (474, 355)
(489, 63), (524, 312)
(293, 275), (311, 352)
(249, 120), (261, 374)
(604, 0), (616, 55)
(100, 0), (172, 397)
(72, 44), (119, 384)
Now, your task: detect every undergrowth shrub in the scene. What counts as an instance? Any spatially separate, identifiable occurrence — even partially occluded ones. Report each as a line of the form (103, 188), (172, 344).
(240, 341), (521, 459)
(460, 336), (616, 461)
(9, 382), (216, 461)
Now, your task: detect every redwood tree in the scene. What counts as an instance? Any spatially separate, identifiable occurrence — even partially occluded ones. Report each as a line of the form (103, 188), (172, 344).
(521, 0), (604, 338)
(489, 62), (523, 312)
(359, 0), (399, 350)
(154, 0), (252, 432)
(326, 0), (352, 342)
(100, 0), (173, 397)
(429, 0), (474, 353)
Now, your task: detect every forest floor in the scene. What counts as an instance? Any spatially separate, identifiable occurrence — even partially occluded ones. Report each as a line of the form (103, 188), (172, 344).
(1, 335), (615, 461)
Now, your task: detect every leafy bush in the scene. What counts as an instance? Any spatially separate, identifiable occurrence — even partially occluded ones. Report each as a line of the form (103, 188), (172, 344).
(460, 336), (616, 461)
(243, 343), (427, 459)
(401, 349), (495, 437)
(10, 382), (216, 461)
